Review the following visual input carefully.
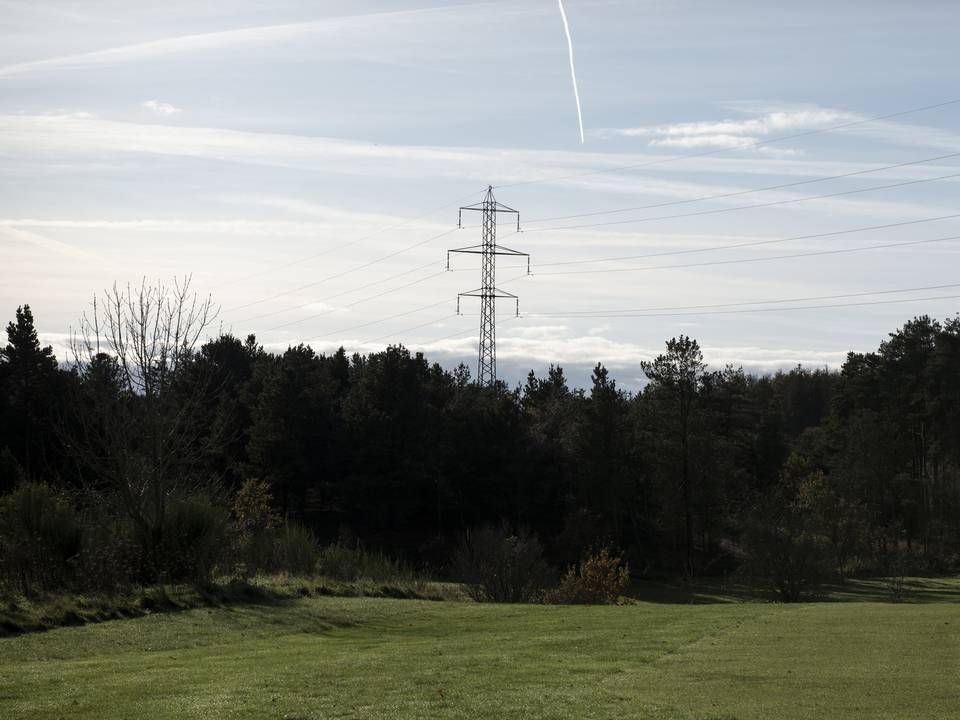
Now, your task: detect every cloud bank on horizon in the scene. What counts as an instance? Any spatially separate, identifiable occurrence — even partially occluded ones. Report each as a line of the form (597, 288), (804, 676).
(2, 0), (959, 389)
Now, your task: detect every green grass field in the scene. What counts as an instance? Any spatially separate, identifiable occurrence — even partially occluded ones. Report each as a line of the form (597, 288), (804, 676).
(2, 579), (959, 719)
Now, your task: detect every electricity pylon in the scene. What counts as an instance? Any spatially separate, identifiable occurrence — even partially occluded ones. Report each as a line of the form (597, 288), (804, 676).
(447, 186), (530, 387)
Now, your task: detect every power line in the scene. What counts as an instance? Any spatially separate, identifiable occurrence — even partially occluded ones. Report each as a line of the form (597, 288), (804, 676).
(216, 99), (960, 328)
(231, 227), (519, 330)
(522, 292), (960, 319)
(216, 188), (486, 289)
(535, 232), (960, 277)
(315, 285), (960, 352)
(252, 220), (959, 345)
(234, 259), (439, 324)
(533, 212), (960, 268)
(213, 98), (960, 333)
(372, 313), (524, 350)
(361, 314), (460, 346)
(265, 270), (448, 332)
(291, 273), (531, 349)
(521, 171), (960, 234)
(525, 281), (960, 317)
(495, 97), (960, 189)
(300, 299), (453, 345)
(225, 226), (459, 313)
(524, 150), (960, 225)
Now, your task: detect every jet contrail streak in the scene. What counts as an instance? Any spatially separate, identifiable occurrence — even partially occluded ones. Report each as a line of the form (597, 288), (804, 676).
(557, 0), (584, 144)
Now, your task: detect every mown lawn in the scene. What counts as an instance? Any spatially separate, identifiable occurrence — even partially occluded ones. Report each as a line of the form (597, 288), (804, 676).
(1, 582), (959, 719)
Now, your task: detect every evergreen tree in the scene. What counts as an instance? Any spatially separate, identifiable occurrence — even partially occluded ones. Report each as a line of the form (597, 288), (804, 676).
(642, 336), (706, 574)
(0, 305), (60, 479)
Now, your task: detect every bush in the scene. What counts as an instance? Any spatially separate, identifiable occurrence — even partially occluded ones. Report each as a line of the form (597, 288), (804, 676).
(0, 482), (82, 594)
(158, 496), (231, 583)
(0, 448), (24, 495)
(451, 525), (554, 603)
(317, 543), (413, 582)
(238, 529), (277, 576)
(544, 548), (629, 604)
(271, 523), (319, 575)
(742, 455), (832, 602)
(231, 478), (279, 534)
(77, 509), (143, 591)
(234, 521), (319, 576)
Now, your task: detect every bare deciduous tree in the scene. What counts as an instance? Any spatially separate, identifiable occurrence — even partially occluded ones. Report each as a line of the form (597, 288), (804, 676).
(65, 276), (220, 578)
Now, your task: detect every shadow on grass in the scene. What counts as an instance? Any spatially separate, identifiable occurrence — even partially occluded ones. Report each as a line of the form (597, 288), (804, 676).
(819, 576), (960, 604)
(0, 575), (458, 638)
(628, 576), (960, 605)
(0, 580), (290, 638)
(628, 579), (774, 605)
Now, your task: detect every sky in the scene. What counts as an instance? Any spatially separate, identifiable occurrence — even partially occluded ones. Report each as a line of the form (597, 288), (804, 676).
(2, 0), (959, 389)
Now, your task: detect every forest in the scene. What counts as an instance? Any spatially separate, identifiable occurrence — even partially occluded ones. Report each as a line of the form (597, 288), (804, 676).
(1, 280), (959, 603)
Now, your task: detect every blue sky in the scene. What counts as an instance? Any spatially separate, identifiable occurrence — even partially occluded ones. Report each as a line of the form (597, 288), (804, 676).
(2, 0), (959, 388)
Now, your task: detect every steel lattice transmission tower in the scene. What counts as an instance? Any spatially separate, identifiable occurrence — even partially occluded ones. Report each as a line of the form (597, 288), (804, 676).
(447, 186), (530, 387)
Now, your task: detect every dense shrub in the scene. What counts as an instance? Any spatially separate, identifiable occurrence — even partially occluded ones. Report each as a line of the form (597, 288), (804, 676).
(742, 455), (832, 602)
(271, 523), (320, 575)
(451, 525), (554, 603)
(544, 548), (629, 604)
(0, 449), (24, 495)
(317, 543), (413, 582)
(234, 520), (320, 577)
(77, 509), (143, 591)
(0, 482), (81, 594)
(158, 496), (231, 582)
(237, 529), (277, 576)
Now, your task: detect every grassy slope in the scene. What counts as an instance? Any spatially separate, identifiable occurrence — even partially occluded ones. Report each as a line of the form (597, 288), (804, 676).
(1, 583), (959, 720)
(0, 576), (465, 636)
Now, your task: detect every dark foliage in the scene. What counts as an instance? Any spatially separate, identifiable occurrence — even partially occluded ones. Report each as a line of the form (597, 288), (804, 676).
(2, 301), (960, 599)
(451, 525), (554, 603)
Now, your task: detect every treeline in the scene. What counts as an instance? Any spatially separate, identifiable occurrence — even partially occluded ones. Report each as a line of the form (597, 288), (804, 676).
(1, 281), (959, 600)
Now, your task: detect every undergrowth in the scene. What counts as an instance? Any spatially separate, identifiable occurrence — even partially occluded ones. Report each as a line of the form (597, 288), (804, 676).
(0, 574), (466, 637)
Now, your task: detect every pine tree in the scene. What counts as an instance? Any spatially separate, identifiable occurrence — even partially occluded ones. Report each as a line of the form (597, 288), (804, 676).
(0, 305), (59, 478)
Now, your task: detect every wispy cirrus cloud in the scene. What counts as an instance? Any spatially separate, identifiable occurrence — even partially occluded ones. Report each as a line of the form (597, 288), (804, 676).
(0, 226), (94, 258)
(0, 113), (953, 225)
(595, 108), (860, 153)
(0, 3), (524, 79)
(3, 113), (956, 195)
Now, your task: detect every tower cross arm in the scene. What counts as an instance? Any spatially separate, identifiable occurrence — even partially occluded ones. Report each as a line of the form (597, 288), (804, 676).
(457, 288), (518, 300)
(459, 201), (519, 214)
(456, 287), (521, 317)
(447, 244), (531, 273)
(458, 204), (521, 232)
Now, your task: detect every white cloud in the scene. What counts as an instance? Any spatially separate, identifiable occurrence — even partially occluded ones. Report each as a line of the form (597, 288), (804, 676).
(704, 102), (960, 153)
(398, 331), (852, 388)
(37, 332), (75, 363)
(599, 108), (860, 152)
(648, 133), (757, 150)
(141, 100), (181, 116)
(299, 302), (344, 315)
(372, 323), (851, 372)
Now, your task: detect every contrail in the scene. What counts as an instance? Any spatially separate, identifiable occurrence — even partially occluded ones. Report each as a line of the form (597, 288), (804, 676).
(557, 0), (584, 144)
